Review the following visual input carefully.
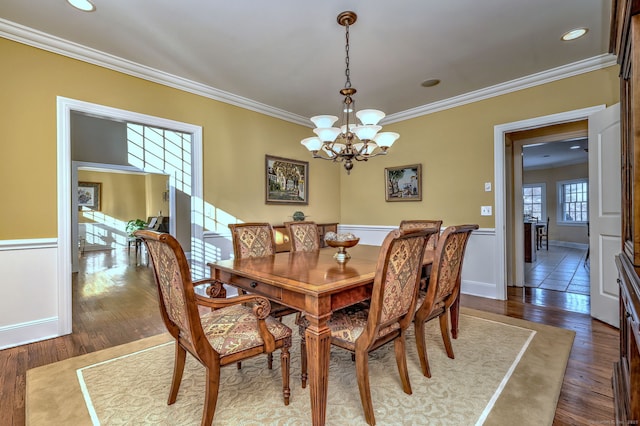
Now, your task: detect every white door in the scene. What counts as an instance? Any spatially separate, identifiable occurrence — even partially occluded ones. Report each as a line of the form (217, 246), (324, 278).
(588, 103), (621, 327)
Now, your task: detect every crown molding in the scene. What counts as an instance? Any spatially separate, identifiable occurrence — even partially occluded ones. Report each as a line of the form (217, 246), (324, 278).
(0, 18), (310, 127)
(383, 54), (618, 124)
(1, 18), (617, 127)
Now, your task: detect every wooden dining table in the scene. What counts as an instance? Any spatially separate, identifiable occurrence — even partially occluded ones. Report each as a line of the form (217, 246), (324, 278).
(207, 244), (439, 426)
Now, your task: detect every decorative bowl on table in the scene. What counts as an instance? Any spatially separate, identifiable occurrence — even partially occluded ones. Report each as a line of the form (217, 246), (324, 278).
(325, 232), (359, 263)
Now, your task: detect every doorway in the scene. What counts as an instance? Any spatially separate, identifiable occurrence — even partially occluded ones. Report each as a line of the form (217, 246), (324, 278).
(57, 97), (204, 336)
(492, 105), (605, 305)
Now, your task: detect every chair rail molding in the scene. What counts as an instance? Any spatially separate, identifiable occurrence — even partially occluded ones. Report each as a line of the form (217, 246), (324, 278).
(339, 225), (498, 300)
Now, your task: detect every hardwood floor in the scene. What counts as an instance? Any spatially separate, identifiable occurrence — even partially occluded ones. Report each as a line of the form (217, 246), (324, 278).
(0, 249), (618, 425)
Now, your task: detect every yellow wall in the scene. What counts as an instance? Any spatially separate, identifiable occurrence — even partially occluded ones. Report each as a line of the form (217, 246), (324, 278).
(145, 174), (169, 219)
(0, 36), (619, 238)
(339, 67), (620, 227)
(0, 37), (340, 240)
(77, 170), (147, 226)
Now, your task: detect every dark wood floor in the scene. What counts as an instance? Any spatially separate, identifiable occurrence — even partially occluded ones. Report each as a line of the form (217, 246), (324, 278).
(0, 249), (618, 425)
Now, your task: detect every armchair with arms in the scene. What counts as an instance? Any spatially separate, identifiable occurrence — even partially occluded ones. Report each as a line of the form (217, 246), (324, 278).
(135, 230), (292, 426)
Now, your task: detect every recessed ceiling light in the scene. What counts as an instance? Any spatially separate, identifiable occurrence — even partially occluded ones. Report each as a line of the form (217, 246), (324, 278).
(561, 28), (588, 41)
(67, 0), (96, 12)
(570, 145), (581, 150)
(421, 79), (441, 88)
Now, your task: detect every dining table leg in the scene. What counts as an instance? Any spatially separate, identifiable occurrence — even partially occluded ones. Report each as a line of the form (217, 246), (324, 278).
(305, 317), (332, 426)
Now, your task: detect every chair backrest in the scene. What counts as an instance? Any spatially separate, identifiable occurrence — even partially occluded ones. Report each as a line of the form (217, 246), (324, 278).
(360, 228), (436, 348)
(135, 230), (212, 359)
(285, 221), (320, 252)
(399, 219), (443, 250)
(417, 225), (478, 317)
(229, 223), (276, 259)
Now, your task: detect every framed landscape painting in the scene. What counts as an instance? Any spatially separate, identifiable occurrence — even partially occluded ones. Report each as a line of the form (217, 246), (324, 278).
(265, 155), (309, 205)
(78, 181), (102, 210)
(385, 164), (422, 202)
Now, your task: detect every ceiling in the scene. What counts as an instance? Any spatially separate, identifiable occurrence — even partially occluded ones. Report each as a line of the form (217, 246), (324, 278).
(0, 0), (614, 126)
(522, 138), (589, 170)
(0, 1), (611, 171)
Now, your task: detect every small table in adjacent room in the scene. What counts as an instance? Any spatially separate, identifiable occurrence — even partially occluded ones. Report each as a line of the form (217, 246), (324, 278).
(524, 222), (537, 263)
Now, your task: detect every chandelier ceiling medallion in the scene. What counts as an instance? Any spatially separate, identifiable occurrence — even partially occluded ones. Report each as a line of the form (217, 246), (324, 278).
(300, 11), (399, 174)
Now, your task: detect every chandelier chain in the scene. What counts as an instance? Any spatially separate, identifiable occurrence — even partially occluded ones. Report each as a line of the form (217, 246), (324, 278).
(344, 22), (351, 89)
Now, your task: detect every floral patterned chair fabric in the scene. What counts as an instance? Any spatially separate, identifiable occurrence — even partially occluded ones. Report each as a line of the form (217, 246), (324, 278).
(299, 227), (437, 426)
(413, 224), (478, 378)
(285, 221), (321, 252)
(135, 230), (292, 426)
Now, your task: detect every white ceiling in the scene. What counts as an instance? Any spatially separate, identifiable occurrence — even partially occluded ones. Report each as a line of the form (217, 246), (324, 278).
(522, 138), (589, 170)
(0, 1), (612, 169)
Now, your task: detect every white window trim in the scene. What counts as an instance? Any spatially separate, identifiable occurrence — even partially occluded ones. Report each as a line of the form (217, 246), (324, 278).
(523, 182), (546, 223)
(556, 178), (588, 225)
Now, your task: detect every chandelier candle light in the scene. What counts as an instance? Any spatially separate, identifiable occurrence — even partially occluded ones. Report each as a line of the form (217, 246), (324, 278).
(300, 11), (399, 174)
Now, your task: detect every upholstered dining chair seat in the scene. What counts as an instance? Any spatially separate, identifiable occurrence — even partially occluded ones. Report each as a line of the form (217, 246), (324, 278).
(327, 308), (401, 352)
(201, 304), (292, 357)
(298, 306), (401, 352)
(415, 291), (446, 316)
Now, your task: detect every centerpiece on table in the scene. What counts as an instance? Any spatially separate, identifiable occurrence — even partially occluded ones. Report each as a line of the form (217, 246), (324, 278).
(324, 231), (359, 263)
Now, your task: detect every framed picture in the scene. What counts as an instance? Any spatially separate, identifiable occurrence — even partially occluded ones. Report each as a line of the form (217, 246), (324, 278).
(78, 181), (102, 210)
(265, 155), (309, 205)
(385, 164), (422, 202)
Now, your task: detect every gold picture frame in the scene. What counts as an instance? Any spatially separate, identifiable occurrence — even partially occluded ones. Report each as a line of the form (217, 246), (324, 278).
(385, 164), (422, 202)
(78, 181), (102, 210)
(265, 155), (309, 205)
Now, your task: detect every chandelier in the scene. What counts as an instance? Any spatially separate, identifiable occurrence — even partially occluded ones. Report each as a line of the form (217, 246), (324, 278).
(300, 11), (399, 174)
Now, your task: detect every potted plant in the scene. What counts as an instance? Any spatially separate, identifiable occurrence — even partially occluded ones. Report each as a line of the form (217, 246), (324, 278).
(126, 219), (147, 236)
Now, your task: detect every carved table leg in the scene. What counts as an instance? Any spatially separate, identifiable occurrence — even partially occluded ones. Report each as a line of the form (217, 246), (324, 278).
(305, 320), (332, 426)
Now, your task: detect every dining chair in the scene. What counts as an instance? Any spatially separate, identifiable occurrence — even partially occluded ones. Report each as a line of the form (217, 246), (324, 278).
(135, 230), (292, 426)
(537, 216), (550, 250)
(299, 227), (436, 425)
(284, 221), (321, 252)
(413, 224), (478, 378)
(398, 219), (443, 251)
(399, 219), (443, 286)
(228, 223), (300, 368)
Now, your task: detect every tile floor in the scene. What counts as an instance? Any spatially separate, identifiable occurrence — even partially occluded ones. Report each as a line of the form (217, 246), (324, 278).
(524, 245), (590, 295)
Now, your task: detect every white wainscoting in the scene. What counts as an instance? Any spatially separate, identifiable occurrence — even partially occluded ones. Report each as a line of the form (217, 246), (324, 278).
(0, 225), (500, 349)
(0, 239), (60, 350)
(339, 225), (500, 300)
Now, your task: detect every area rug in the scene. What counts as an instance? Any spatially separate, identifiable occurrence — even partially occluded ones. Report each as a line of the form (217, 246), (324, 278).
(26, 308), (574, 425)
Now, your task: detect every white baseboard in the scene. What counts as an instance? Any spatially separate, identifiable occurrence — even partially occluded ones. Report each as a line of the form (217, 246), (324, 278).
(0, 317), (60, 350)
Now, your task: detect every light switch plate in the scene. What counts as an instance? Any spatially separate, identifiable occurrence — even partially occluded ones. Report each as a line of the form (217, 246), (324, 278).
(484, 182), (492, 192)
(481, 206), (492, 216)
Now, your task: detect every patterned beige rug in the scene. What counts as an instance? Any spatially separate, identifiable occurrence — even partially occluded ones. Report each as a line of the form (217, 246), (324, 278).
(26, 308), (574, 425)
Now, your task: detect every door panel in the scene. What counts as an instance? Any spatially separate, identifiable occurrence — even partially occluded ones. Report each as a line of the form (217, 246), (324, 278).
(588, 103), (621, 327)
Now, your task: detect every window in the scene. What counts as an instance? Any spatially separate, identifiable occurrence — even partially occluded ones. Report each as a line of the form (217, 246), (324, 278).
(557, 179), (588, 223)
(523, 184), (546, 222)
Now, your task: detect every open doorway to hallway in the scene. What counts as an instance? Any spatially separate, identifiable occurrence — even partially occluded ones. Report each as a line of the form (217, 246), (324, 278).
(505, 120), (591, 314)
